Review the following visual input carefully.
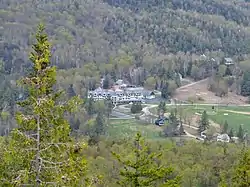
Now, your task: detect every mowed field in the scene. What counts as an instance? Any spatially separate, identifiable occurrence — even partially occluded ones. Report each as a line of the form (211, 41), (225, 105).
(107, 119), (194, 141)
(150, 105), (250, 132)
(174, 79), (247, 105)
(108, 119), (163, 140)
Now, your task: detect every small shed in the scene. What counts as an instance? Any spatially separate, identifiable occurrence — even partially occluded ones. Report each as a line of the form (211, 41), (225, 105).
(224, 58), (234, 65)
(217, 134), (230, 143)
(116, 79), (123, 85)
(144, 91), (155, 99)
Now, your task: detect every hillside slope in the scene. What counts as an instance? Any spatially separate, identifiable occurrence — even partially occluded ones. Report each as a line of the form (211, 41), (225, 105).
(1, 0), (250, 104)
(1, 0), (250, 71)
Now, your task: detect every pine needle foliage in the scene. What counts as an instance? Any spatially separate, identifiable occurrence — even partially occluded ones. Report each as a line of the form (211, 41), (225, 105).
(112, 132), (181, 187)
(0, 24), (88, 186)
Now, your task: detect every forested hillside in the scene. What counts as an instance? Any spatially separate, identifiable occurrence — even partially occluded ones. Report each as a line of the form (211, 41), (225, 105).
(2, 0), (250, 84)
(1, 1), (250, 186)
(2, 0), (250, 138)
(1, 0), (250, 124)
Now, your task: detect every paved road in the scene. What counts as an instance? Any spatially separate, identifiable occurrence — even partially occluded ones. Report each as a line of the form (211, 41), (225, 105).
(111, 78), (250, 139)
(110, 110), (134, 119)
(176, 78), (208, 91)
(167, 103), (250, 107)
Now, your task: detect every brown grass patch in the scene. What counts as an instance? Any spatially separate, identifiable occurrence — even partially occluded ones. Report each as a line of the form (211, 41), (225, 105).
(223, 110), (250, 115)
(174, 79), (247, 104)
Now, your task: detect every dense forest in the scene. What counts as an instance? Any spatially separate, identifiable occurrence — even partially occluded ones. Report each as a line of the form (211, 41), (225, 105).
(1, 1), (250, 186)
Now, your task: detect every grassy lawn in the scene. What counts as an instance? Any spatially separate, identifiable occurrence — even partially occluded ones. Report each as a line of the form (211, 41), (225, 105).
(108, 119), (164, 140)
(208, 111), (250, 130)
(150, 105), (250, 132)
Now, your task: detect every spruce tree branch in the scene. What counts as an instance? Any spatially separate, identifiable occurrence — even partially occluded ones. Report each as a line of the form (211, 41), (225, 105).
(40, 157), (66, 165)
(44, 181), (57, 185)
(16, 130), (37, 141)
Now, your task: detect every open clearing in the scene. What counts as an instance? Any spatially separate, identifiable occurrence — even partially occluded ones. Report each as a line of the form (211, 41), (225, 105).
(174, 79), (247, 104)
(150, 105), (250, 132)
(108, 119), (163, 140)
(108, 119), (194, 141)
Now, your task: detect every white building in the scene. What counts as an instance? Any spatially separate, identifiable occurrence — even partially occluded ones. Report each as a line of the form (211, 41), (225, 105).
(87, 87), (155, 104)
(224, 58), (234, 65)
(216, 134), (230, 143)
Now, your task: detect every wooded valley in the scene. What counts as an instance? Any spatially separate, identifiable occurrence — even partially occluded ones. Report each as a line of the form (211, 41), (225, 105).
(0, 0), (250, 186)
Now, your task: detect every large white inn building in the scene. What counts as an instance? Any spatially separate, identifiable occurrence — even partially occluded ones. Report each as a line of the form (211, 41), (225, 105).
(87, 86), (155, 104)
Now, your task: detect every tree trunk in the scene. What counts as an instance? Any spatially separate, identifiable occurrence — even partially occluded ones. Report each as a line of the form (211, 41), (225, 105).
(35, 116), (41, 186)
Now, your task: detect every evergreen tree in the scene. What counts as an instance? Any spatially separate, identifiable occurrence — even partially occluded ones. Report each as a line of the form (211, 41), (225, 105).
(85, 97), (95, 116)
(232, 149), (250, 187)
(174, 73), (181, 87)
(155, 80), (159, 90)
(222, 120), (229, 134)
(95, 111), (106, 136)
(102, 76), (110, 89)
(161, 82), (169, 99)
(225, 66), (232, 76)
(164, 110), (179, 136)
(179, 122), (185, 135)
(110, 68), (117, 82)
(169, 110), (178, 127)
(241, 70), (250, 96)
(88, 112), (106, 145)
(112, 132), (181, 187)
(228, 128), (234, 138)
(198, 110), (209, 133)
(67, 84), (76, 97)
(74, 118), (81, 130)
(131, 103), (142, 114)
(218, 173), (228, 187)
(186, 61), (192, 76)
(0, 24), (88, 186)
(158, 101), (166, 114)
(105, 95), (113, 119)
(237, 125), (244, 141)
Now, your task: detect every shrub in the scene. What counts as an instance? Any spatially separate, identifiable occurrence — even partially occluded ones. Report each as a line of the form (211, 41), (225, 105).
(131, 103), (142, 114)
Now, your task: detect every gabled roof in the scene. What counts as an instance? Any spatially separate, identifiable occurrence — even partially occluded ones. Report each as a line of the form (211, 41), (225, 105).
(125, 87), (144, 91)
(116, 79), (123, 85)
(217, 134), (230, 141)
(89, 87), (155, 97)
(143, 91), (155, 96)
(94, 87), (103, 92)
(224, 58), (233, 62)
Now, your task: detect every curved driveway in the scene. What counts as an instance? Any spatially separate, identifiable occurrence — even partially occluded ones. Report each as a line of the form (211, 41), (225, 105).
(111, 78), (250, 138)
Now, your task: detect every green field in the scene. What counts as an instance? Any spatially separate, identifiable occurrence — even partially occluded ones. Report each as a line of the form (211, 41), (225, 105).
(150, 105), (250, 132)
(108, 119), (164, 140)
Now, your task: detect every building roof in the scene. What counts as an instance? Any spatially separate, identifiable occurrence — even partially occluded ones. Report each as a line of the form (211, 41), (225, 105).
(217, 134), (230, 142)
(120, 83), (127, 87)
(94, 87), (103, 92)
(89, 87), (155, 97)
(116, 79), (123, 85)
(224, 58), (233, 62)
(125, 87), (144, 91)
(142, 91), (155, 96)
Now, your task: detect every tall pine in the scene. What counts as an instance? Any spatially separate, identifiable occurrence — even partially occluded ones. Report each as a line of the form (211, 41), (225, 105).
(0, 24), (88, 186)
(112, 132), (180, 187)
(221, 120), (229, 134)
(237, 125), (244, 141)
(232, 149), (250, 187)
(198, 110), (209, 133)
